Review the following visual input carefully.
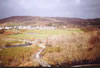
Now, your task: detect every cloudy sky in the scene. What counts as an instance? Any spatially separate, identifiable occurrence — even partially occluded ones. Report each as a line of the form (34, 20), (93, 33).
(0, 0), (100, 19)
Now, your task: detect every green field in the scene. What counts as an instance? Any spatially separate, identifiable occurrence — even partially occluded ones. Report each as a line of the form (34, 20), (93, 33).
(7, 29), (83, 40)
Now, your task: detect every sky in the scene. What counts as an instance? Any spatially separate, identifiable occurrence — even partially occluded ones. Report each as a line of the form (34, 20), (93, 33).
(0, 0), (100, 19)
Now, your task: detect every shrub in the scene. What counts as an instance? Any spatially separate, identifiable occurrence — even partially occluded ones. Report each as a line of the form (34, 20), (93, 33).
(0, 29), (5, 34)
(42, 31), (100, 66)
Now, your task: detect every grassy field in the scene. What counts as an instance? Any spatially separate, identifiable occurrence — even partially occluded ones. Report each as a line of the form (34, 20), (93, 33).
(41, 31), (100, 67)
(0, 28), (100, 67)
(0, 45), (40, 67)
(0, 29), (83, 67)
(7, 29), (83, 40)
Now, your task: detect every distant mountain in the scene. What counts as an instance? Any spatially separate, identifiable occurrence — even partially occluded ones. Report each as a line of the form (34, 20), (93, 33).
(0, 16), (100, 26)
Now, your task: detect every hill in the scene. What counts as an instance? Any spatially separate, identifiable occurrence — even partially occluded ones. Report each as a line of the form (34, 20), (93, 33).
(0, 16), (100, 27)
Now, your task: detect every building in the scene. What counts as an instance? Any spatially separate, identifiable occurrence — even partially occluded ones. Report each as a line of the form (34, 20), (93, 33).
(0, 26), (56, 30)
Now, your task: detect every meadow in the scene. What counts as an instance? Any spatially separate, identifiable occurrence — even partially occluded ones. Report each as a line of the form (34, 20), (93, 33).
(0, 28), (100, 67)
(41, 30), (100, 67)
(8, 29), (82, 39)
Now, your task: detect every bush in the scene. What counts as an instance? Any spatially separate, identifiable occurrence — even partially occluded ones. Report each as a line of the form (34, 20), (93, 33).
(42, 31), (100, 66)
(0, 29), (5, 34)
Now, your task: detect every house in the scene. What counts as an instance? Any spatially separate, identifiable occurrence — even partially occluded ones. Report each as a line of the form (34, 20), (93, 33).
(0, 26), (56, 30)
(4, 26), (12, 30)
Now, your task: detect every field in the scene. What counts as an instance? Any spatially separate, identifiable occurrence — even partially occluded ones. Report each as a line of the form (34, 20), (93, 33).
(0, 28), (100, 67)
(7, 29), (82, 39)
(0, 46), (39, 67)
(41, 31), (100, 67)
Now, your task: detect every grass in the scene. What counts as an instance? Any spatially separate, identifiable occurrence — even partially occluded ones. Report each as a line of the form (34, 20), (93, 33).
(0, 45), (40, 67)
(0, 28), (91, 67)
(0, 39), (24, 48)
(0, 39), (7, 48)
(41, 47), (62, 55)
(7, 29), (83, 40)
(41, 31), (100, 66)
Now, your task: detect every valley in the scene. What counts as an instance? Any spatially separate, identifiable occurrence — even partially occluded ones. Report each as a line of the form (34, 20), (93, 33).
(0, 16), (100, 67)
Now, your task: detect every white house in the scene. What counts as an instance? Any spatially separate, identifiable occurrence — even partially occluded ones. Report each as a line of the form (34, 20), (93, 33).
(0, 26), (56, 30)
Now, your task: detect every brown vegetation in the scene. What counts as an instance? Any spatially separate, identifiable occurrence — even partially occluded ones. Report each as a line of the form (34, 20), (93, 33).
(0, 16), (100, 29)
(0, 29), (24, 35)
(0, 45), (40, 67)
(41, 31), (100, 67)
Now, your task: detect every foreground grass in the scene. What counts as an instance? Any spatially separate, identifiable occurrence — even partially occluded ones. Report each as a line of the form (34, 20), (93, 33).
(41, 31), (100, 67)
(0, 29), (87, 67)
(0, 45), (40, 67)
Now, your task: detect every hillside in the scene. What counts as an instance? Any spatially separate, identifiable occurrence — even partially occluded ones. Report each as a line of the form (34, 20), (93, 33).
(0, 16), (100, 27)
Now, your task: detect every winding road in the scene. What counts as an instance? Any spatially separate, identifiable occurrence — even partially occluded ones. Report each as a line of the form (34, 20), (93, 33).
(23, 39), (51, 67)
(34, 43), (51, 67)
(0, 39), (51, 67)
(1, 39), (100, 67)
